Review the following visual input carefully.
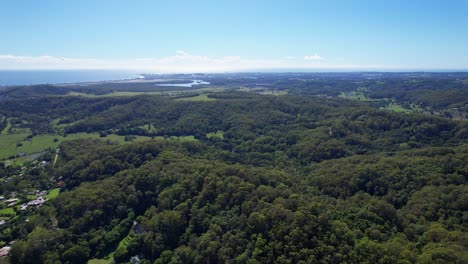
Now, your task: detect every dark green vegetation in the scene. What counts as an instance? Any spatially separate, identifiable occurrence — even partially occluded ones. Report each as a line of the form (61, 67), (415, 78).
(0, 73), (467, 263)
(1, 72), (466, 120)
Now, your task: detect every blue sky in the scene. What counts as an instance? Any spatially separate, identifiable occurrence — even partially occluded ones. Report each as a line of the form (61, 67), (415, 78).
(1, 0), (467, 72)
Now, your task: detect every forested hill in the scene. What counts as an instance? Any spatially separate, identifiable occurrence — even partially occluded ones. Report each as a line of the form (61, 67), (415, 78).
(0, 91), (467, 263)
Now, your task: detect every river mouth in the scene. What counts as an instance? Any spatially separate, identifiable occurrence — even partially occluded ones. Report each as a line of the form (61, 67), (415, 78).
(155, 80), (210, 87)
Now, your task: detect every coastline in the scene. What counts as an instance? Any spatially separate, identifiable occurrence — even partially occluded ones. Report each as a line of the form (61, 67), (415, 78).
(0, 70), (143, 87)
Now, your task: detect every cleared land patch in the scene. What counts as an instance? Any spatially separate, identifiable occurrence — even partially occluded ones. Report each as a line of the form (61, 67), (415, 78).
(0, 208), (15, 217)
(207, 130), (224, 139)
(0, 133), (154, 160)
(1, 118), (11, 135)
(1, 132), (198, 161)
(339, 91), (373, 101)
(174, 94), (217, 101)
(45, 188), (61, 199)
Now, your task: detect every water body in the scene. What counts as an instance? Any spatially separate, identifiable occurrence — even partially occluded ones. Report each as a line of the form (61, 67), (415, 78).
(156, 80), (210, 87)
(0, 70), (141, 86)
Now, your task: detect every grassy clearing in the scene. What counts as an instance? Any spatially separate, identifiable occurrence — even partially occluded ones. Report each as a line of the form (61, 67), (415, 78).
(382, 102), (412, 113)
(10, 153), (44, 166)
(50, 118), (67, 132)
(0, 128), (199, 160)
(118, 234), (133, 249)
(0, 133), (155, 160)
(339, 91), (373, 101)
(207, 131), (224, 140)
(138, 124), (157, 133)
(0, 208), (15, 217)
(45, 188), (60, 200)
(173, 87), (225, 94)
(107, 233), (136, 259)
(339, 91), (424, 114)
(1, 118), (11, 135)
(87, 259), (112, 264)
(9, 127), (31, 134)
(67, 91), (98, 97)
(170, 135), (197, 141)
(0, 133), (61, 159)
(174, 94), (217, 101)
(0, 133), (30, 158)
(1, 132), (197, 161)
(259, 90), (288, 96)
(108, 91), (161, 97)
(236, 87), (288, 95)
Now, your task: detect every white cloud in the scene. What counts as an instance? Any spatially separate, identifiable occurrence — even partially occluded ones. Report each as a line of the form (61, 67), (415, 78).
(0, 51), (405, 72)
(304, 54), (324, 61)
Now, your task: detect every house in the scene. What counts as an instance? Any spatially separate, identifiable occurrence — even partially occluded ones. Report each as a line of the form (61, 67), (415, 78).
(5, 198), (18, 203)
(27, 197), (47, 206)
(130, 255), (141, 264)
(132, 221), (146, 235)
(0, 246), (11, 257)
(0, 220), (6, 226)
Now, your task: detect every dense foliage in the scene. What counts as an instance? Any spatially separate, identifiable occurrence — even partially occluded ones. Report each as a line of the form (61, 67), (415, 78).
(0, 75), (467, 263)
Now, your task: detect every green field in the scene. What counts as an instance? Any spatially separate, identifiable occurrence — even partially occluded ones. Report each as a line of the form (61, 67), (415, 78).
(45, 188), (60, 199)
(0, 131), (199, 161)
(0, 132), (155, 160)
(117, 234), (134, 249)
(0, 208), (16, 217)
(110, 233), (136, 259)
(174, 94), (217, 101)
(382, 102), (412, 113)
(1, 118), (11, 135)
(236, 87), (288, 96)
(207, 130), (224, 139)
(170, 135), (197, 141)
(9, 127), (31, 134)
(259, 90), (288, 96)
(9, 153), (44, 165)
(87, 259), (112, 264)
(338, 92), (419, 114)
(339, 91), (373, 101)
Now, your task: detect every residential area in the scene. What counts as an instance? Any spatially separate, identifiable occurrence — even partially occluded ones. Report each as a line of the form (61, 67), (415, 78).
(0, 153), (61, 259)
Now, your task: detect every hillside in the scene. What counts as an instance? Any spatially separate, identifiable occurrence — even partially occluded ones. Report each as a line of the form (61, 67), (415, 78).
(0, 78), (466, 264)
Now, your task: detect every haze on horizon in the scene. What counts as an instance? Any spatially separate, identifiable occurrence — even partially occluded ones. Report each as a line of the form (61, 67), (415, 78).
(1, 0), (467, 73)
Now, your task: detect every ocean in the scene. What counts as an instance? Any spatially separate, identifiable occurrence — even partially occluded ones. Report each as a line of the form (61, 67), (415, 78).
(0, 70), (142, 86)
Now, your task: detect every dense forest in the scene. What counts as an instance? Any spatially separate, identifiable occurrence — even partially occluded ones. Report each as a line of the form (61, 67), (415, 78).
(0, 74), (467, 263)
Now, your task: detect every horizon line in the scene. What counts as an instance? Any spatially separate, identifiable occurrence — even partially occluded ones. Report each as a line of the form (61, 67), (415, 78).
(1, 69), (468, 73)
